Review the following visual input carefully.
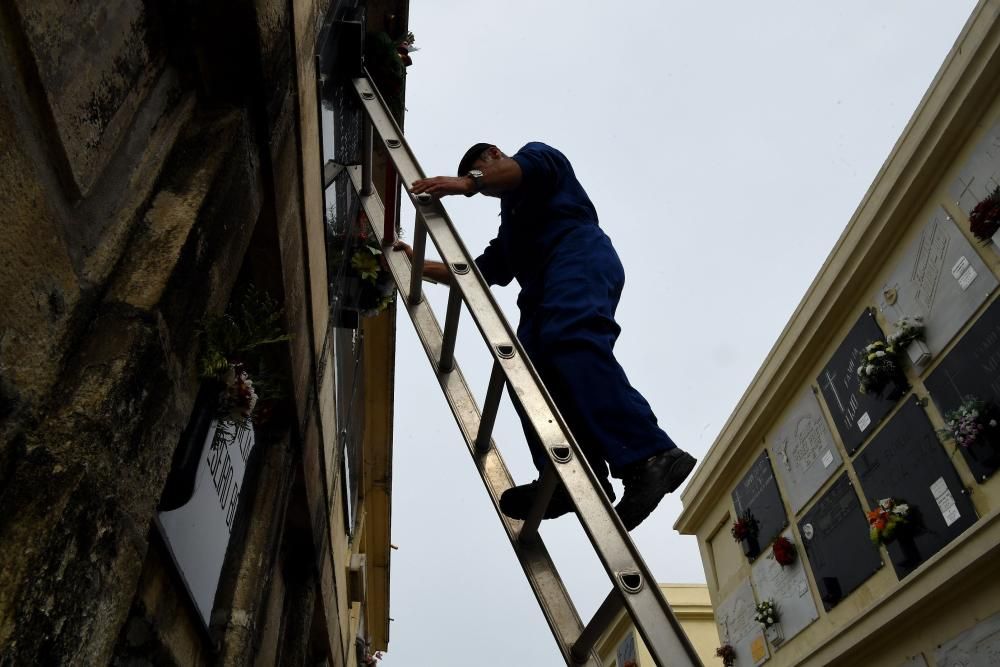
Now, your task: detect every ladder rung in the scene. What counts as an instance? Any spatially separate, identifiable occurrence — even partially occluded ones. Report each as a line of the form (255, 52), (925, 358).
(361, 116), (373, 195)
(407, 219), (428, 305)
(475, 360), (505, 454)
(323, 160), (344, 188)
(439, 285), (462, 373)
(571, 589), (624, 664)
(519, 465), (559, 543)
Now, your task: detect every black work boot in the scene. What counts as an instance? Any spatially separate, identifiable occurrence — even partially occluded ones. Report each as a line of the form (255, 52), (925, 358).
(500, 476), (616, 521)
(616, 448), (696, 531)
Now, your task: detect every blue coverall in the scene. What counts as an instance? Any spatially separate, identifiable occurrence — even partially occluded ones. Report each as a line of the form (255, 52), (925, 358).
(474, 142), (678, 480)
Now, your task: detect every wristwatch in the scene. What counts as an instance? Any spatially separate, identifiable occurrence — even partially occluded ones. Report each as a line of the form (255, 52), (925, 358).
(464, 169), (484, 197)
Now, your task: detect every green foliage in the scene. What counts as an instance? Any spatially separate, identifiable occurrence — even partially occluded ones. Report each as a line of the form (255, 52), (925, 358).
(198, 285), (290, 380)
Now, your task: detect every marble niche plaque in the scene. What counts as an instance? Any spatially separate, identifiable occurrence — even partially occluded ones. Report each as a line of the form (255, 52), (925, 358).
(925, 297), (1000, 482)
(853, 399), (978, 580)
(948, 118), (1000, 217)
(877, 210), (997, 360)
(797, 472), (882, 611)
(935, 610), (1000, 667)
(768, 389), (843, 514)
(817, 310), (908, 454)
(716, 578), (768, 666)
(750, 529), (818, 648)
(732, 451), (788, 559)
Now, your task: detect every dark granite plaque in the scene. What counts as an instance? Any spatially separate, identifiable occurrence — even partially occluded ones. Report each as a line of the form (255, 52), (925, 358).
(853, 399), (978, 580)
(817, 310), (908, 454)
(731, 451), (787, 559)
(798, 473), (882, 611)
(925, 297), (1000, 482)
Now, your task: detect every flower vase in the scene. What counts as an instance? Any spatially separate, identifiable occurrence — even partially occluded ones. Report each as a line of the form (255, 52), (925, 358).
(896, 532), (921, 567)
(904, 339), (931, 368)
(741, 535), (760, 559)
(765, 624), (784, 647)
(968, 437), (1000, 467)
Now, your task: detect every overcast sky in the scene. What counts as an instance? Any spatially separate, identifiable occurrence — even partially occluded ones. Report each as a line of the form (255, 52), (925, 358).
(380, 2), (980, 665)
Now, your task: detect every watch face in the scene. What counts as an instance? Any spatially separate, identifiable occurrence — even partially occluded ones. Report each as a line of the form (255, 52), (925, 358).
(468, 169), (483, 178)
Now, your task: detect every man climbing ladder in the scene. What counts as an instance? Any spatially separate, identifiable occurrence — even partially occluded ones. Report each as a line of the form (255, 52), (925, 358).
(394, 141), (696, 530)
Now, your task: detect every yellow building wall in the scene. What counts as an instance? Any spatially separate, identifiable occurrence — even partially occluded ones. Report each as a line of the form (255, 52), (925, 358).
(596, 585), (717, 667)
(677, 2), (1000, 666)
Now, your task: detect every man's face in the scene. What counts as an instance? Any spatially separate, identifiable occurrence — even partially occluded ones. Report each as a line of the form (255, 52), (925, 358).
(472, 147), (503, 197)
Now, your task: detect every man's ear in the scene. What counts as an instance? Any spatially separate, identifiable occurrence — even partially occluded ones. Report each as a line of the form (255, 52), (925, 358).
(485, 146), (503, 161)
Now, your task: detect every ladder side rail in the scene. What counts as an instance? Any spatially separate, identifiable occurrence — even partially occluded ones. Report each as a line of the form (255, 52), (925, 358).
(348, 167), (601, 667)
(352, 77), (702, 666)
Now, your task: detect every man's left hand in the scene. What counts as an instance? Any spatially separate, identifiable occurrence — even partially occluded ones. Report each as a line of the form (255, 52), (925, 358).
(410, 175), (472, 199)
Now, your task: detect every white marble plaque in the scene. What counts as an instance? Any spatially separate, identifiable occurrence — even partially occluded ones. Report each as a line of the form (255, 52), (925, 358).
(877, 210), (998, 357)
(751, 530), (819, 649)
(157, 419), (255, 627)
(716, 579), (769, 666)
(935, 611), (1000, 667)
(768, 389), (842, 514)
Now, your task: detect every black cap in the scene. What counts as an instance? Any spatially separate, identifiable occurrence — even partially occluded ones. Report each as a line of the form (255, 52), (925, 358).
(457, 142), (493, 176)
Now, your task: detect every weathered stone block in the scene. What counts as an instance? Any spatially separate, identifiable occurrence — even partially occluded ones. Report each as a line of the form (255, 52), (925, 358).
(10, 0), (166, 195)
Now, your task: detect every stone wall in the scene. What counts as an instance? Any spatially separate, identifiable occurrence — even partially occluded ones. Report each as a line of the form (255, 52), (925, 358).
(0, 0), (358, 663)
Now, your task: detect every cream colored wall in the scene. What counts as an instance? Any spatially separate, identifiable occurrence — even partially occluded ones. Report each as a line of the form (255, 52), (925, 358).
(677, 2), (1000, 666)
(596, 585), (716, 666)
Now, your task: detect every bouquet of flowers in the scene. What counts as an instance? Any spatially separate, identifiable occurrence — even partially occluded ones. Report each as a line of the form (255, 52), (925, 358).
(361, 651), (384, 666)
(969, 185), (1000, 244)
(886, 316), (925, 349)
(330, 213), (395, 318)
(218, 363), (258, 420)
(730, 510), (759, 542)
(940, 397), (1000, 449)
(856, 340), (901, 395)
(772, 536), (796, 567)
(198, 285), (289, 423)
(715, 644), (736, 667)
(867, 498), (910, 546)
(754, 599), (780, 629)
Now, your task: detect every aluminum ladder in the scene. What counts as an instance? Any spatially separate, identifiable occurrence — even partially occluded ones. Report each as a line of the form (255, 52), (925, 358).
(344, 73), (703, 667)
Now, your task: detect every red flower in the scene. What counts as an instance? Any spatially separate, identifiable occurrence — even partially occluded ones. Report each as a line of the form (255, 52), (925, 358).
(772, 536), (796, 566)
(969, 186), (1000, 242)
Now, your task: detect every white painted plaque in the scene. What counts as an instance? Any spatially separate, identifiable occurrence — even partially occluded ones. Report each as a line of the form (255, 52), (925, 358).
(157, 419), (255, 627)
(958, 266), (978, 291)
(930, 476), (961, 527)
(878, 210), (998, 357)
(935, 610), (1000, 666)
(857, 412), (872, 432)
(716, 579), (768, 667)
(948, 118), (1000, 216)
(768, 389), (843, 514)
(751, 530), (819, 648)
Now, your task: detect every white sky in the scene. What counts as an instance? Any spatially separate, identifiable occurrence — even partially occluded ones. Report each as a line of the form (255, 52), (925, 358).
(381, 2), (979, 664)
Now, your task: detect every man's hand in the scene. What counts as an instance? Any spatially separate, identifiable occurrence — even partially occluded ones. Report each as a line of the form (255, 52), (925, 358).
(410, 175), (473, 200)
(391, 239), (451, 284)
(392, 240), (413, 259)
